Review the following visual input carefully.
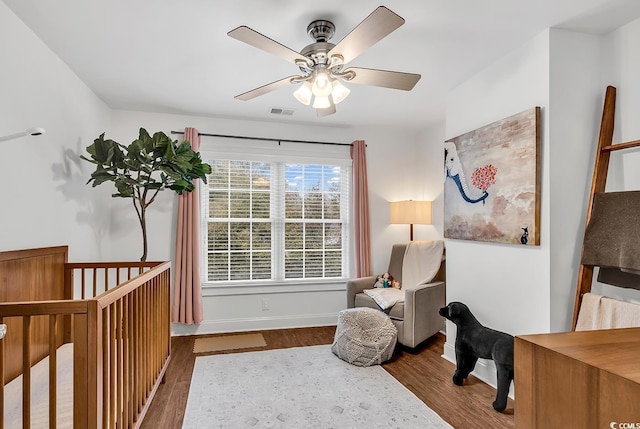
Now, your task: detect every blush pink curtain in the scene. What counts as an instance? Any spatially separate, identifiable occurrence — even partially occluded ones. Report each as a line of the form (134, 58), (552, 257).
(171, 127), (204, 324)
(351, 140), (372, 277)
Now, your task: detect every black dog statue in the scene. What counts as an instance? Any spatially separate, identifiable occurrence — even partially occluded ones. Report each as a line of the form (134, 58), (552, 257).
(439, 301), (514, 412)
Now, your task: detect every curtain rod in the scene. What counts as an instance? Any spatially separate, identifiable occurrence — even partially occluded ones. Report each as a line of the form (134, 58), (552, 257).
(170, 130), (352, 147)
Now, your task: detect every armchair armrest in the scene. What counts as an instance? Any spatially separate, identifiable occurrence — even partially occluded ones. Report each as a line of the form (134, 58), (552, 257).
(346, 276), (376, 308)
(402, 280), (446, 348)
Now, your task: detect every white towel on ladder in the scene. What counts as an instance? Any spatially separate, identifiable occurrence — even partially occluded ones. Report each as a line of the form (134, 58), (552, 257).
(576, 292), (640, 330)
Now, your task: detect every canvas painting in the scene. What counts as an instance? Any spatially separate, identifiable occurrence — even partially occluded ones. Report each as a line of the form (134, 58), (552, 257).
(444, 107), (540, 245)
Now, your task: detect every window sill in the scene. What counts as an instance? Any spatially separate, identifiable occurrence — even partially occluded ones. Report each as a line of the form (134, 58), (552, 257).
(201, 279), (347, 296)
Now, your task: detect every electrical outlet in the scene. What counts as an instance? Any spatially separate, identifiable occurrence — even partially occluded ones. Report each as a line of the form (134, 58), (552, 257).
(261, 298), (269, 311)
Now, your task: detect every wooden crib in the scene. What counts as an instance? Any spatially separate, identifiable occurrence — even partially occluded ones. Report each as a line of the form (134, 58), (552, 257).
(0, 245), (171, 428)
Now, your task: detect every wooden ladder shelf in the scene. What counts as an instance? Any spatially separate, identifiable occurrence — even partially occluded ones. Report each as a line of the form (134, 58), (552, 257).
(571, 85), (640, 330)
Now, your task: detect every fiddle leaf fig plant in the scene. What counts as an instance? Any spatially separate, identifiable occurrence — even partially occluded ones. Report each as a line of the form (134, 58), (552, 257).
(81, 128), (211, 261)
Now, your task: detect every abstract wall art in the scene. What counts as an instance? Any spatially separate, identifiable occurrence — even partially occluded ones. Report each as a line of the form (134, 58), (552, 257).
(444, 107), (541, 245)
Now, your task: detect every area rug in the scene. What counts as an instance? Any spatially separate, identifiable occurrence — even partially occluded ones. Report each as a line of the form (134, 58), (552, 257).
(182, 345), (452, 428)
(193, 333), (266, 353)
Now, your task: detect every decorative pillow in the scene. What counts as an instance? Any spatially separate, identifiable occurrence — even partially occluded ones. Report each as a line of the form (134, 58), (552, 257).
(364, 288), (404, 310)
(372, 272), (401, 289)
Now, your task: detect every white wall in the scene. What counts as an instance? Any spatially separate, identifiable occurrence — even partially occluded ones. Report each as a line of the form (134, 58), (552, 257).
(548, 29), (604, 331)
(445, 31), (552, 345)
(442, 30), (553, 393)
(416, 122), (447, 240)
(0, 2), (112, 261)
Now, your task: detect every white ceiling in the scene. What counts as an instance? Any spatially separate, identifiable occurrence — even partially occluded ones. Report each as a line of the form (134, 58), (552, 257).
(5, 0), (640, 132)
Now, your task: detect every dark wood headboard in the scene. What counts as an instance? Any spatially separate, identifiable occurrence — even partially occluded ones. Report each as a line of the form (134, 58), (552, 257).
(0, 246), (68, 382)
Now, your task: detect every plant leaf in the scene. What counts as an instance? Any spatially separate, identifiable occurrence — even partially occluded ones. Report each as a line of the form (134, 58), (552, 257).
(81, 130), (212, 205)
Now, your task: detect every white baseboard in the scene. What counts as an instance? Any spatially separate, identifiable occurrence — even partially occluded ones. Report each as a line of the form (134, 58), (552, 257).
(171, 313), (338, 336)
(442, 342), (514, 399)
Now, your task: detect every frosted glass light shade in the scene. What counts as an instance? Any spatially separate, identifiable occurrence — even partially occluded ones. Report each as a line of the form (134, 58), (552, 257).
(331, 80), (350, 104)
(312, 95), (331, 109)
(311, 72), (333, 97)
(390, 200), (432, 225)
(294, 82), (313, 105)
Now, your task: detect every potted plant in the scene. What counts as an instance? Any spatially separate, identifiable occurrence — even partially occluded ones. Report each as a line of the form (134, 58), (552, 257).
(82, 128), (211, 261)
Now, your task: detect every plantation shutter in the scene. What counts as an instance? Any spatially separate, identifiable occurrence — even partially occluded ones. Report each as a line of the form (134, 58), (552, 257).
(208, 160), (272, 281)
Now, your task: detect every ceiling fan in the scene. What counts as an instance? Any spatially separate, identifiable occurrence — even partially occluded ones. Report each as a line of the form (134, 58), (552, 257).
(227, 6), (421, 117)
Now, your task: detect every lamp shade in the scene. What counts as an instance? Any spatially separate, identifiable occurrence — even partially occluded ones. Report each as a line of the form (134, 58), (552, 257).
(390, 200), (432, 225)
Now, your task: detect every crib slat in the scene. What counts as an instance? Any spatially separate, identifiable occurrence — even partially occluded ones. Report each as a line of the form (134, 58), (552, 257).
(81, 268), (86, 300)
(0, 317), (5, 429)
(116, 299), (123, 427)
(49, 315), (57, 429)
(153, 278), (159, 381)
(109, 304), (116, 428)
(102, 307), (109, 429)
(22, 316), (31, 429)
(93, 268), (98, 298)
(136, 288), (142, 415)
(86, 299), (100, 429)
(152, 280), (156, 387)
(144, 285), (150, 398)
(124, 295), (129, 427)
(73, 313), (89, 428)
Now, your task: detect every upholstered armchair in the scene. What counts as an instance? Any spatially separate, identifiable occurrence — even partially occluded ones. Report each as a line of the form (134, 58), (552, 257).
(346, 240), (446, 348)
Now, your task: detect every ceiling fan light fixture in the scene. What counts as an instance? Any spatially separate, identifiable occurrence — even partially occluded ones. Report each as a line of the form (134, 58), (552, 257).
(294, 81), (313, 105)
(229, 6), (421, 117)
(312, 95), (332, 109)
(330, 80), (350, 104)
(311, 71), (333, 98)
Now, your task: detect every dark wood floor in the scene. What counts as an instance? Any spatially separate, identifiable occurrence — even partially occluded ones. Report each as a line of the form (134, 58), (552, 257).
(141, 327), (515, 429)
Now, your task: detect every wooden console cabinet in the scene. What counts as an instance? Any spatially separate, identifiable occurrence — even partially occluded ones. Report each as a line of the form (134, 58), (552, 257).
(515, 327), (640, 428)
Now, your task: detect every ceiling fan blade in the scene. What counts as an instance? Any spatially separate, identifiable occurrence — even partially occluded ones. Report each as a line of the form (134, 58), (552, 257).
(345, 67), (421, 91)
(316, 104), (336, 117)
(328, 6), (404, 65)
(228, 26), (310, 66)
(235, 76), (296, 101)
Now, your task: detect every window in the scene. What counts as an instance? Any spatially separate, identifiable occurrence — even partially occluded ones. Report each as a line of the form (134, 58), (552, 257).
(203, 156), (350, 284)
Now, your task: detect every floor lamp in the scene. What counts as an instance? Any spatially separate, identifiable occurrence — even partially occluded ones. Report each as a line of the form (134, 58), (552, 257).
(390, 200), (432, 241)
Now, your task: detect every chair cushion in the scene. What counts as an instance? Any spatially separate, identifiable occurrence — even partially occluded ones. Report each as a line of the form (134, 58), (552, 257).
(354, 293), (404, 320)
(331, 307), (398, 366)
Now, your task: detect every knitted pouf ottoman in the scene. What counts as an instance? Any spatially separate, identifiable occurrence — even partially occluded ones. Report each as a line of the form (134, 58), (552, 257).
(331, 307), (398, 367)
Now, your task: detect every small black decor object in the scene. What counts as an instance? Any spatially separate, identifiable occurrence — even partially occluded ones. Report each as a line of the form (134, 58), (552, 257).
(439, 302), (514, 412)
(520, 226), (529, 245)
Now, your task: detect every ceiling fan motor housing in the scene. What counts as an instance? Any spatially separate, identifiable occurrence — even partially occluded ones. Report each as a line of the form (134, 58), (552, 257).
(300, 20), (338, 69)
(300, 42), (335, 68)
(307, 20), (335, 42)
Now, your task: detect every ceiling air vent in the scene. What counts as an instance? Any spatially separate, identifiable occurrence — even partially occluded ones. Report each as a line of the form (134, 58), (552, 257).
(269, 107), (294, 116)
